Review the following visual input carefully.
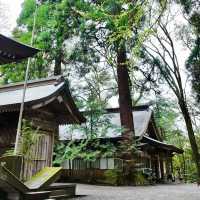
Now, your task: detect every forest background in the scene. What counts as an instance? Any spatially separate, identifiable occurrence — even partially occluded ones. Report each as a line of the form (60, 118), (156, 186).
(0, 0), (199, 182)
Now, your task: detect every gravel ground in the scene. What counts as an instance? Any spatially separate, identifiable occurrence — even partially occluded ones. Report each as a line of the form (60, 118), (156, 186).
(72, 183), (200, 200)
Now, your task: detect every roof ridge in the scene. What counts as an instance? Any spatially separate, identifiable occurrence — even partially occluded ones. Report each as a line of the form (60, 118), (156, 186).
(0, 76), (64, 92)
(105, 105), (150, 112)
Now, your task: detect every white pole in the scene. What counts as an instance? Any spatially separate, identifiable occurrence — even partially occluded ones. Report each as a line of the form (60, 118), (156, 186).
(14, 3), (38, 155)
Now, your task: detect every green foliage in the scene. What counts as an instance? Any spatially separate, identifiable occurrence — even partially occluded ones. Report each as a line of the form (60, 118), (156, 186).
(54, 98), (120, 165)
(2, 0), (164, 102)
(103, 169), (124, 185)
(154, 97), (179, 135)
(132, 171), (147, 185)
(154, 97), (199, 182)
(18, 0), (36, 28)
(76, 0), (160, 62)
(18, 120), (41, 159)
(53, 139), (97, 165)
(2, 0), (199, 183)
(186, 37), (200, 103)
(178, 0), (200, 104)
(104, 166), (151, 186)
(178, 0), (200, 34)
(4, 120), (41, 161)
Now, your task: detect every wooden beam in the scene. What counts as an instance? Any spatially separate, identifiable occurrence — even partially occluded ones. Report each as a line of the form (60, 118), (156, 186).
(31, 97), (57, 110)
(59, 95), (81, 124)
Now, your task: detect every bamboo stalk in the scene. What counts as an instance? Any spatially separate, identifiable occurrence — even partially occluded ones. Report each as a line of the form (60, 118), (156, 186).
(14, 3), (38, 155)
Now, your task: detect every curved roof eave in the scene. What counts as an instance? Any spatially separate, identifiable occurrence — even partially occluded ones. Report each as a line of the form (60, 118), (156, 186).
(0, 76), (86, 124)
(142, 135), (184, 154)
(0, 34), (39, 64)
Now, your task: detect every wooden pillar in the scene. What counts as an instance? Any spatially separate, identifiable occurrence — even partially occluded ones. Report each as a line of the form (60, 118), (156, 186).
(149, 157), (152, 169)
(159, 156), (164, 181)
(153, 156), (159, 181)
(170, 156), (174, 174)
(157, 155), (161, 180)
(166, 157), (170, 175)
(163, 160), (167, 177)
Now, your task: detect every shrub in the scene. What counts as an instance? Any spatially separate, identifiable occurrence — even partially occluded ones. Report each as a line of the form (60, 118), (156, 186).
(103, 169), (124, 185)
(132, 171), (149, 185)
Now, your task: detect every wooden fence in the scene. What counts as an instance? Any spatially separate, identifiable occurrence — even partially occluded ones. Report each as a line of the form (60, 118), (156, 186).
(22, 132), (53, 181)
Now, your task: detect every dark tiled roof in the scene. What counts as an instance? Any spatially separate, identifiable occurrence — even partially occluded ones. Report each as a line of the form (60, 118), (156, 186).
(0, 77), (64, 109)
(59, 106), (183, 154)
(105, 109), (152, 137)
(142, 136), (184, 154)
(60, 107), (152, 139)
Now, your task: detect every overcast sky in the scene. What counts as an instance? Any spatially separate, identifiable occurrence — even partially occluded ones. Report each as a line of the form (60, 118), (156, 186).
(0, 0), (24, 36)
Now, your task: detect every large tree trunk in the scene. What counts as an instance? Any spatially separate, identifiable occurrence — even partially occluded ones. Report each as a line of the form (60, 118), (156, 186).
(117, 44), (134, 158)
(54, 50), (62, 76)
(179, 100), (200, 181)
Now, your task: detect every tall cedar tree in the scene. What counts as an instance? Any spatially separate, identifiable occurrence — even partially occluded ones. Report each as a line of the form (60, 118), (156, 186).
(71, 0), (166, 158)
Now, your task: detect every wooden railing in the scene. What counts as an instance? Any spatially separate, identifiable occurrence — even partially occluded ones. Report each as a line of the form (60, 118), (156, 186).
(62, 169), (105, 182)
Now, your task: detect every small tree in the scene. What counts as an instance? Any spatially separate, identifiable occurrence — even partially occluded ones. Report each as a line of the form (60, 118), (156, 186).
(54, 98), (119, 167)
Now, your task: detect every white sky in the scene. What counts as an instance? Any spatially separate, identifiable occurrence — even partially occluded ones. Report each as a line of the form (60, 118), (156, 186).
(0, 0), (24, 36)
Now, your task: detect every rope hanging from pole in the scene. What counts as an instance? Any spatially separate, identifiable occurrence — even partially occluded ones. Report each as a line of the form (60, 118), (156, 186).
(14, 2), (39, 155)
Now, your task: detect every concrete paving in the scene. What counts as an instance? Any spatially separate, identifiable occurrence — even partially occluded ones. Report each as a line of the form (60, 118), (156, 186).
(72, 184), (200, 200)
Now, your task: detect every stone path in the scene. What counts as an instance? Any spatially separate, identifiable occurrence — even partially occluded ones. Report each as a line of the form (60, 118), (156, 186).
(72, 184), (200, 200)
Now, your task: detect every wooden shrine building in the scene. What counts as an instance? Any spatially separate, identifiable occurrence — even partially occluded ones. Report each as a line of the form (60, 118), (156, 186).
(0, 76), (85, 180)
(60, 105), (183, 184)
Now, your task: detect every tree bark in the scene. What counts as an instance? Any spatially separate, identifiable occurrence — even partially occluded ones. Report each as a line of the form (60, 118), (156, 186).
(179, 100), (200, 181)
(54, 50), (62, 76)
(117, 44), (135, 147)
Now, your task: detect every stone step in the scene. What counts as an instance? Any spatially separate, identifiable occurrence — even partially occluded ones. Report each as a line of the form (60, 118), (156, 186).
(50, 194), (71, 199)
(50, 189), (71, 196)
(6, 190), (51, 200)
(47, 183), (76, 198)
(2, 183), (76, 200)
(23, 191), (51, 200)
